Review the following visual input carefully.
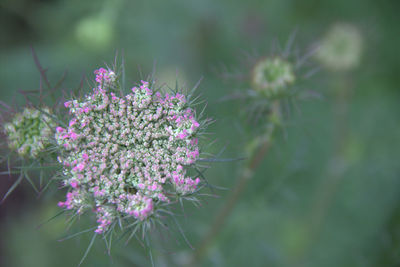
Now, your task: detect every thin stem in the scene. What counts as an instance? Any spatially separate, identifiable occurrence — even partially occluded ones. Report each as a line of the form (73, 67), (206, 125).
(294, 73), (352, 265)
(310, 74), (351, 230)
(190, 104), (278, 266)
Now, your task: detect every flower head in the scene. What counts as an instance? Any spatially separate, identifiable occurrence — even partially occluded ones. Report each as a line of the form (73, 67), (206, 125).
(251, 57), (295, 98)
(57, 68), (203, 234)
(316, 23), (363, 71)
(4, 107), (55, 158)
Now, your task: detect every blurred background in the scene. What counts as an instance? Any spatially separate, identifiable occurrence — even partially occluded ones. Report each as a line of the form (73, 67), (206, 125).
(0, 0), (399, 266)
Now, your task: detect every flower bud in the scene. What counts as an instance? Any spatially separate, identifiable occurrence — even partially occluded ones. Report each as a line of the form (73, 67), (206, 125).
(251, 57), (295, 98)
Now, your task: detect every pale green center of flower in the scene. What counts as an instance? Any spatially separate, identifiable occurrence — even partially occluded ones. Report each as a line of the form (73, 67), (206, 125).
(252, 57), (295, 97)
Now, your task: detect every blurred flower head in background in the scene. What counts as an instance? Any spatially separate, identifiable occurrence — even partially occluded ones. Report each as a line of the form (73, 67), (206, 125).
(315, 23), (363, 71)
(75, 16), (114, 51)
(74, 0), (123, 51)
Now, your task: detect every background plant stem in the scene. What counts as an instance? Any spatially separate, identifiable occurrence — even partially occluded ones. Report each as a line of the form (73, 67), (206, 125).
(189, 102), (279, 266)
(295, 73), (353, 265)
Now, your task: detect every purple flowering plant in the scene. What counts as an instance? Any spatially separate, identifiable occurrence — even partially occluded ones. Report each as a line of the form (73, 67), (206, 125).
(54, 63), (214, 259)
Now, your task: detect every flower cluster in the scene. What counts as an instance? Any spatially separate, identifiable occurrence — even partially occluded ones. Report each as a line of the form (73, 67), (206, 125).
(316, 23), (363, 71)
(251, 57), (295, 98)
(57, 68), (202, 234)
(3, 107), (55, 158)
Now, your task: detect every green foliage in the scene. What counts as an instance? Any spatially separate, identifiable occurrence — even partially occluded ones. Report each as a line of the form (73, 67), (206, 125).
(0, 0), (399, 266)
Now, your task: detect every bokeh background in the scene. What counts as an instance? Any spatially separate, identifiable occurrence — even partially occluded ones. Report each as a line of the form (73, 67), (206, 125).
(0, 0), (399, 266)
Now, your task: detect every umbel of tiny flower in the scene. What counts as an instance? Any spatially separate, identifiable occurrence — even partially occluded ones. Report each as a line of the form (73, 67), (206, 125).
(57, 67), (203, 235)
(251, 57), (295, 98)
(4, 107), (55, 158)
(315, 23), (363, 71)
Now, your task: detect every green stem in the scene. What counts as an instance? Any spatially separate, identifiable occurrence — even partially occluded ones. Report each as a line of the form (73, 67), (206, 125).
(189, 103), (279, 266)
(311, 75), (351, 223)
(295, 73), (352, 265)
